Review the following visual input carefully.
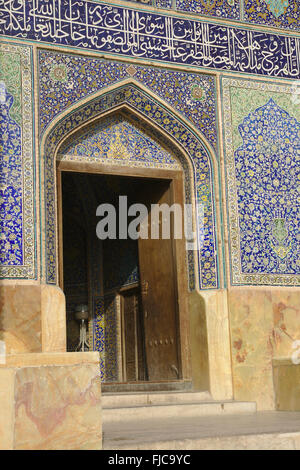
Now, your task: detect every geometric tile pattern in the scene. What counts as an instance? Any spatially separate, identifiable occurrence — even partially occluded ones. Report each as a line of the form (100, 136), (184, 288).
(223, 77), (300, 286)
(39, 51), (218, 150)
(0, 43), (35, 279)
(44, 85), (218, 290)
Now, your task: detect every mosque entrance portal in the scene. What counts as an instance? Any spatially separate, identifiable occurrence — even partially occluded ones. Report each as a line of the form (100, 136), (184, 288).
(58, 168), (191, 387)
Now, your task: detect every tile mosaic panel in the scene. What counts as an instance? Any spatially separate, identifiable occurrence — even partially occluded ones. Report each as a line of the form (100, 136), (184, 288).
(156, 0), (173, 7)
(244, 0), (300, 32)
(223, 77), (300, 286)
(1, 1), (299, 78)
(0, 84), (22, 266)
(176, 0), (240, 20)
(125, 0), (173, 7)
(39, 50), (217, 151)
(59, 114), (181, 169)
(93, 294), (120, 381)
(0, 43), (35, 279)
(127, 0), (153, 4)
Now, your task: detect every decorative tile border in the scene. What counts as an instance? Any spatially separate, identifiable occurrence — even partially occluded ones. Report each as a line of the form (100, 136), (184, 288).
(0, 43), (35, 279)
(43, 84), (219, 290)
(126, 0), (240, 20)
(222, 77), (300, 286)
(0, 1), (299, 78)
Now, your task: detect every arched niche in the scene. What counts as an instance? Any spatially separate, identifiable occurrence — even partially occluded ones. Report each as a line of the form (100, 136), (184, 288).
(41, 83), (219, 292)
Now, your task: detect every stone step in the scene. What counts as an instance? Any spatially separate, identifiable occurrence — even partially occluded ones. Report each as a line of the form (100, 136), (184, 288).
(102, 381), (192, 393)
(103, 411), (300, 450)
(104, 430), (300, 450)
(102, 399), (257, 424)
(102, 391), (212, 408)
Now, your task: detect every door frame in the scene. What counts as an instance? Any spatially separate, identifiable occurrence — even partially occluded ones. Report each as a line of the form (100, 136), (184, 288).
(57, 160), (192, 382)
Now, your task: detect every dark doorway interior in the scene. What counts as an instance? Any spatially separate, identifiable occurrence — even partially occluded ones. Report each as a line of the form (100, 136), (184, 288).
(60, 171), (181, 384)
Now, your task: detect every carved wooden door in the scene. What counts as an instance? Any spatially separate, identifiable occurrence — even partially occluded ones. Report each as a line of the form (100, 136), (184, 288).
(138, 180), (180, 381)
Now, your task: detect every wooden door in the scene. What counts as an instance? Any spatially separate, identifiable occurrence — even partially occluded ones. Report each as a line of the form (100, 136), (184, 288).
(138, 180), (180, 381)
(121, 287), (146, 382)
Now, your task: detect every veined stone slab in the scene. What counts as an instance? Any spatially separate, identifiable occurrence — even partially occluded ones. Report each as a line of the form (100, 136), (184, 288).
(0, 352), (102, 450)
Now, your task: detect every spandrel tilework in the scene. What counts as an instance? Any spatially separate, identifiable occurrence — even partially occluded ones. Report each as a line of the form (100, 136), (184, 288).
(39, 50), (218, 150)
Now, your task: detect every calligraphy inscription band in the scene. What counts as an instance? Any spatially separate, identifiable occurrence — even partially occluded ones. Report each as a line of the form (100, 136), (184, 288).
(0, 1), (299, 78)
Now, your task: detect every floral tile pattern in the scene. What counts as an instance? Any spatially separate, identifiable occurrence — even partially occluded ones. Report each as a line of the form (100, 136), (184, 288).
(0, 86), (23, 266)
(0, 44), (35, 279)
(39, 51), (218, 151)
(122, 0), (298, 30)
(235, 99), (299, 276)
(60, 114), (181, 169)
(176, 0), (240, 20)
(244, 0), (300, 31)
(223, 77), (300, 286)
(93, 294), (120, 382)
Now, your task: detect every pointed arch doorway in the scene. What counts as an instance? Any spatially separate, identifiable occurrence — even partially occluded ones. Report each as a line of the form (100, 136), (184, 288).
(57, 111), (192, 390)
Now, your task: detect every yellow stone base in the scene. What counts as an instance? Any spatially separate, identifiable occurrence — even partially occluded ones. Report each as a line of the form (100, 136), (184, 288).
(0, 352), (102, 450)
(229, 287), (300, 410)
(273, 359), (300, 411)
(0, 284), (66, 354)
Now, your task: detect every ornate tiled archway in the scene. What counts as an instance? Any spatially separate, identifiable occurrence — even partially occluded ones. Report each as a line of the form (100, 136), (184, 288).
(42, 83), (219, 291)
